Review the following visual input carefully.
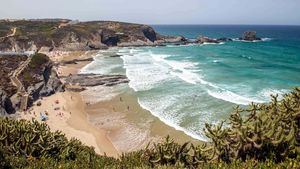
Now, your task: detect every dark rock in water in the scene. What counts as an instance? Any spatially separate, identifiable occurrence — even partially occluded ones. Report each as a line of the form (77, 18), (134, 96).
(156, 35), (187, 44)
(0, 89), (15, 115)
(196, 36), (233, 44)
(240, 31), (261, 41)
(110, 54), (122, 58)
(217, 37), (233, 42)
(196, 36), (219, 44)
(65, 74), (129, 87)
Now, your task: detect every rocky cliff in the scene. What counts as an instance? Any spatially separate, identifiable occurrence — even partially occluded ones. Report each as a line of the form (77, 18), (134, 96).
(0, 20), (182, 52)
(18, 53), (64, 106)
(0, 53), (64, 114)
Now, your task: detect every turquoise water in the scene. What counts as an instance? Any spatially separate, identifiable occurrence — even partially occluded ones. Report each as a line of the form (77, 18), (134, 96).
(83, 25), (300, 140)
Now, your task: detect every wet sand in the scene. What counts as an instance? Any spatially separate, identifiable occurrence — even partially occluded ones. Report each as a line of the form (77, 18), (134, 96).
(83, 85), (200, 153)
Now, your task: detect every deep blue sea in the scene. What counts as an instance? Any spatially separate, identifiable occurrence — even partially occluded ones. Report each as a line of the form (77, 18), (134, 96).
(83, 25), (300, 140)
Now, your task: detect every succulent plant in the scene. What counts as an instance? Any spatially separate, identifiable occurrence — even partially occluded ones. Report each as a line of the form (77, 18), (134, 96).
(204, 87), (300, 162)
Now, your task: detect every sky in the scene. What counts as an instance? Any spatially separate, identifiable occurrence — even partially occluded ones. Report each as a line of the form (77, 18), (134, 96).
(0, 0), (300, 25)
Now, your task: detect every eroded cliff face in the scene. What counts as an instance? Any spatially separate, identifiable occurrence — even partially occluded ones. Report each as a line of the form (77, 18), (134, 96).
(0, 53), (64, 114)
(0, 89), (15, 115)
(17, 53), (64, 106)
(0, 20), (177, 52)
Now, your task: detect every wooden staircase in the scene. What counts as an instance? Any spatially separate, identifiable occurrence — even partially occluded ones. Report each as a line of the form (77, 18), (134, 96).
(10, 55), (32, 111)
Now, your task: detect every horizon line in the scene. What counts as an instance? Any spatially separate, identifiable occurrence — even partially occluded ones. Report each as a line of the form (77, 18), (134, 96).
(1, 18), (299, 26)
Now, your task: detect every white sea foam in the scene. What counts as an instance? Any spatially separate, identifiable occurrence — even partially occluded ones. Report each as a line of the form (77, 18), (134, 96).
(137, 98), (208, 141)
(240, 55), (252, 60)
(120, 48), (207, 90)
(207, 89), (265, 105)
(151, 54), (202, 85)
(232, 37), (272, 43)
(119, 48), (272, 107)
(261, 38), (272, 41)
(121, 50), (172, 91)
(200, 42), (225, 46)
(259, 88), (290, 101)
(80, 52), (123, 75)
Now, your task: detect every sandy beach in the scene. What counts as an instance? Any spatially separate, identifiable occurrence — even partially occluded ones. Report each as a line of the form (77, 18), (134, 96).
(16, 50), (200, 157)
(16, 51), (118, 157)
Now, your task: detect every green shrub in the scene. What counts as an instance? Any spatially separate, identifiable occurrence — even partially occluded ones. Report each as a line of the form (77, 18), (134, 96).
(29, 53), (49, 69)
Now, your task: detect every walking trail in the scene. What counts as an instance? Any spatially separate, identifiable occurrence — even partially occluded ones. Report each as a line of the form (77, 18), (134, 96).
(10, 54), (32, 111)
(0, 27), (16, 41)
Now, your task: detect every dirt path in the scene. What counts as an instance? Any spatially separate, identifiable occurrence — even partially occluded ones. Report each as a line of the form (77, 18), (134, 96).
(0, 27), (16, 40)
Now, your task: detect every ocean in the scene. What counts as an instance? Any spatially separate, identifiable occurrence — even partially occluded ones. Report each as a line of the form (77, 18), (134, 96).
(81, 25), (300, 141)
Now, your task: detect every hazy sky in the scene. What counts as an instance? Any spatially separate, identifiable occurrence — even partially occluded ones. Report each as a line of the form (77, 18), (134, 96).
(1, 0), (300, 25)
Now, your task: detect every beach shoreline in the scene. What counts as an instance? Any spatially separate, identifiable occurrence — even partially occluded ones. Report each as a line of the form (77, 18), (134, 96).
(16, 49), (200, 157)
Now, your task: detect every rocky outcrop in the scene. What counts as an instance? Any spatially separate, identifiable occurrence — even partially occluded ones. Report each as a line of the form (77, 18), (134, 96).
(239, 31), (261, 41)
(196, 36), (233, 44)
(156, 35), (187, 44)
(196, 36), (220, 44)
(65, 74), (129, 87)
(27, 69), (64, 104)
(0, 89), (15, 115)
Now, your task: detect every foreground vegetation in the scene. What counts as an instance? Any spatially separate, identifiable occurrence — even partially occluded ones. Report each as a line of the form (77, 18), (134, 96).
(1, 88), (299, 168)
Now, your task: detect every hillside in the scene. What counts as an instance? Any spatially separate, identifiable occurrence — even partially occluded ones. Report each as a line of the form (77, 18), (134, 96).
(0, 19), (181, 52)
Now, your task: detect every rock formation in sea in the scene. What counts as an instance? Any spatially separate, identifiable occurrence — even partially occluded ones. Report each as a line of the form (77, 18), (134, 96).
(196, 36), (220, 44)
(239, 31), (262, 41)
